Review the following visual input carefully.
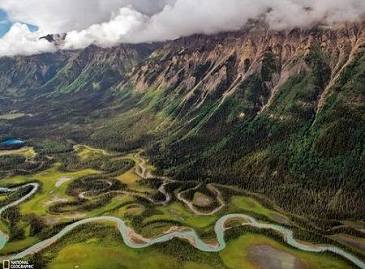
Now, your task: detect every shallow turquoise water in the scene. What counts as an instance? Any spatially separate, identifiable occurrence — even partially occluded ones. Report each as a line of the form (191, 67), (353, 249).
(0, 138), (25, 148)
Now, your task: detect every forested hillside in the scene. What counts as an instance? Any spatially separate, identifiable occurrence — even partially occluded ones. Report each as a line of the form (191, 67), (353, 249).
(1, 23), (364, 220)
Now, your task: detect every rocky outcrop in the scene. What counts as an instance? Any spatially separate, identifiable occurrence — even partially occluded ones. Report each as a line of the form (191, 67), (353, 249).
(125, 22), (365, 120)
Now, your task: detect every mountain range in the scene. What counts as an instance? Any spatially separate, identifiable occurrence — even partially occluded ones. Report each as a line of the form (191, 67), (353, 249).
(0, 22), (364, 220)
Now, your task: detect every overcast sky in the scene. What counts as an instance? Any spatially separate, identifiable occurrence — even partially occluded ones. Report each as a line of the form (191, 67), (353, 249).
(0, 0), (365, 57)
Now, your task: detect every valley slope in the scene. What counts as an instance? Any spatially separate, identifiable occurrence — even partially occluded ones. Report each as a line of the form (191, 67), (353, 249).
(0, 23), (364, 221)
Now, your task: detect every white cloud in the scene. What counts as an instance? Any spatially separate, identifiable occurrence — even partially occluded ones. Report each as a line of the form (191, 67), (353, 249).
(0, 0), (365, 56)
(63, 7), (148, 49)
(0, 0), (173, 33)
(63, 0), (365, 48)
(0, 23), (55, 57)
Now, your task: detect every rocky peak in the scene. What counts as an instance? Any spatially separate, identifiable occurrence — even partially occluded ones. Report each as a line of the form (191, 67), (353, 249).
(124, 22), (365, 119)
(40, 33), (67, 47)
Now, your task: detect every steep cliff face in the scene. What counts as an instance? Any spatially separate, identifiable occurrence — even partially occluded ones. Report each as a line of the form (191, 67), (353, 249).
(125, 23), (365, 122)
(0, 23), (364, 218)
(120, 24), (365, 218)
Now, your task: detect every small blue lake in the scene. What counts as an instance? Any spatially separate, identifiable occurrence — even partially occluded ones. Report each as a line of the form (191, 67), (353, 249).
(0, 138), (25, 149)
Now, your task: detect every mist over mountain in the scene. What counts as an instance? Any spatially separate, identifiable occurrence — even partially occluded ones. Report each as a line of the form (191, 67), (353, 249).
(1, 0), (365, 56)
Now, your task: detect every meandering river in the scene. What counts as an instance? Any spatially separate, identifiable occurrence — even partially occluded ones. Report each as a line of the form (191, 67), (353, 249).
(0, 183), (364, 269)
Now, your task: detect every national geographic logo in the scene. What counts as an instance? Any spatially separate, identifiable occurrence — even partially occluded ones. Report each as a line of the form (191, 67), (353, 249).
(2, 260), (34, 269)
(2, 260), (9, 269)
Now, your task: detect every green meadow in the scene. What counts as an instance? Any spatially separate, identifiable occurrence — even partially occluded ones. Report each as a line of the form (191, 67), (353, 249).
(0, 145), (362, 269)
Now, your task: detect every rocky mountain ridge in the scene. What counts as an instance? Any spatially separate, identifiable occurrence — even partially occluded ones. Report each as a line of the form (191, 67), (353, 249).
(0, 23), (364, 218)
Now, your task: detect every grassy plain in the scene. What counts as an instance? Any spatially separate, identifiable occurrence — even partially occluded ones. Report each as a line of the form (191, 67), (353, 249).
(221, 233), (354, 269)
(0, 144), (362, 269)
(0, 147), (36, 159)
